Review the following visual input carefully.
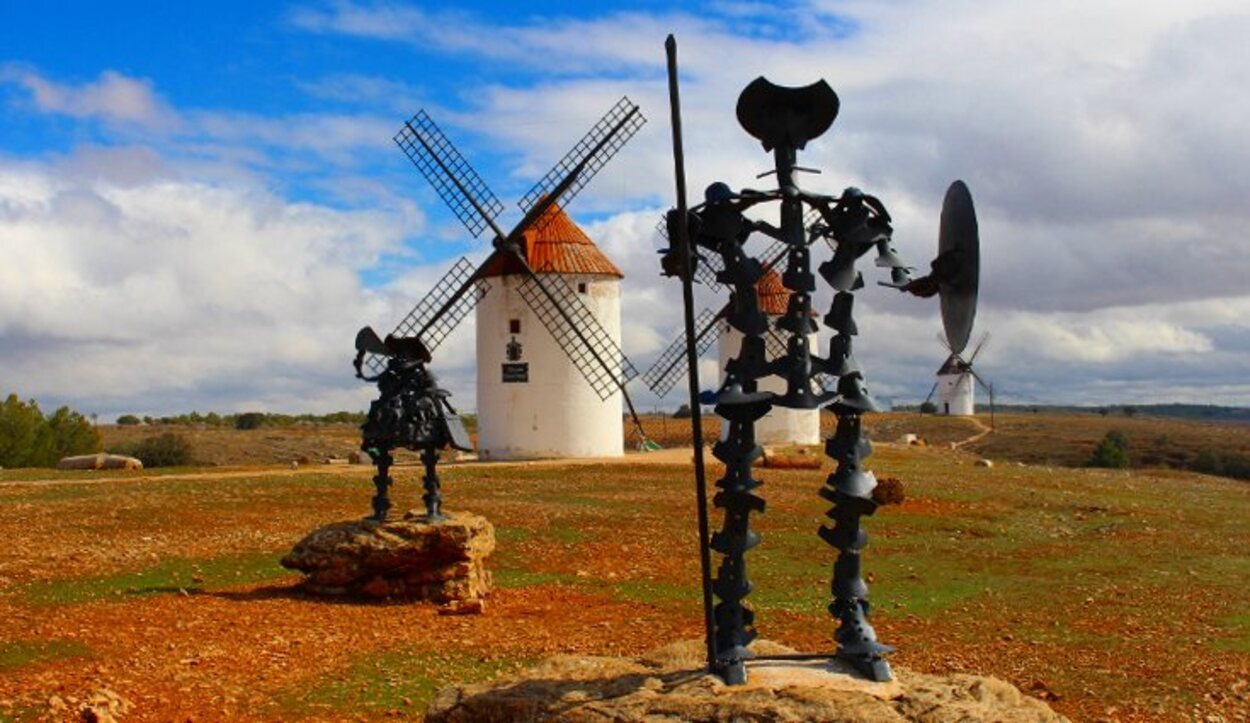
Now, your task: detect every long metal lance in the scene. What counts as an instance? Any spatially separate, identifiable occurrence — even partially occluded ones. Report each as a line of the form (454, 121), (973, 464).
(666, 33), (717, 672)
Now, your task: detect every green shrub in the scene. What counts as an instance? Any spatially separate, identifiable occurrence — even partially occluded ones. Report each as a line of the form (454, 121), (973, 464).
(919, 401), (938, 414)
(125, 432), (195, 467)
(1190, 450), (1250, 481)
(672, 404), (693, 419)
(116, 414), (141, 425)
(234, 412), (266, 430)
(1088, 430), (1130, 469)
(0, 393), (101, 468)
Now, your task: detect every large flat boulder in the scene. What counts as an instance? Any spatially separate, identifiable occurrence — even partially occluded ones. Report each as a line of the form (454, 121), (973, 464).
(281, 511), (493, 603)
(427, 639), (1067, 722)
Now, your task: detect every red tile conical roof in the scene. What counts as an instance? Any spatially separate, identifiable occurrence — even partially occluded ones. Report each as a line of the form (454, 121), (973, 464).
(478, 204), (623, 279)
(756, 268), (791, 316)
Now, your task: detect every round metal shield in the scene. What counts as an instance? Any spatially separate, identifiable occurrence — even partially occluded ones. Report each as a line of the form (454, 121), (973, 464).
(938, 180), (979, 355)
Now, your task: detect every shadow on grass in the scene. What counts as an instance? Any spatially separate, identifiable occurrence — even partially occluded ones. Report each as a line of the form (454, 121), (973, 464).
(206, 583), (462, 608)
(17, 551), (295, 606)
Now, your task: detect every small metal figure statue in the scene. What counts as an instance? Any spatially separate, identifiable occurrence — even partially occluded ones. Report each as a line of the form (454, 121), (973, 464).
(353, 326), (472, 522)
(663, 35), (979, 687)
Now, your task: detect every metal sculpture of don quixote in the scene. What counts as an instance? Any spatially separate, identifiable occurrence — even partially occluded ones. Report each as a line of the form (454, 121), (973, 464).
(662, 36), (981, 684)
(353, 96), (648, 521)
(353, 329), (470, 522)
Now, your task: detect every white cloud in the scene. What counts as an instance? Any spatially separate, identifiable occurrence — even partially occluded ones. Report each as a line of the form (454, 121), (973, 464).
(0, 151), (422, 417)
(1, 66), (181, 130)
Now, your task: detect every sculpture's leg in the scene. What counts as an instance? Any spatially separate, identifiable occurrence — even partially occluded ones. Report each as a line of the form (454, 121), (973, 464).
(420, 446), (443, 520)
(820, 409), (893, 681)
(368, 447), (394, 522)
(709, 411), (766, 685)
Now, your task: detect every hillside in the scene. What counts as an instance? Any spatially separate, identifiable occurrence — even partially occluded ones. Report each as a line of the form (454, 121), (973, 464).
(92, 411), (1250, 483)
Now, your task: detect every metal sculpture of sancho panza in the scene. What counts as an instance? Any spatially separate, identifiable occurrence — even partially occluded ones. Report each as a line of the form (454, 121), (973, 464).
(353, 97), (649, 520)
(661, 36), (981, 685)
(354, 328), (471, 522)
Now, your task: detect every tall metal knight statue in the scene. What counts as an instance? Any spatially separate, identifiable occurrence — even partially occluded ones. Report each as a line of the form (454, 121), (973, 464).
(662, 36), (980, 686)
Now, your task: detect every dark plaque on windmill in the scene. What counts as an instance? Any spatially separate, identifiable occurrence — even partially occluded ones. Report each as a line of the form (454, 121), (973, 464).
(501, 363), (528, 383)
(661, 35), (983, 687)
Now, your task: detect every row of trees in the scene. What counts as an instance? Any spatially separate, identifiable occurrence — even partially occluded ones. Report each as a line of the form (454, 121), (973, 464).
(116, 410), (366, 429)
(0, 394), (101, 468)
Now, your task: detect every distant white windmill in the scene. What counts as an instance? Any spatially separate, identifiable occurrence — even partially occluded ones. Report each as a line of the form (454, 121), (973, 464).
(924, 332), (992, 418)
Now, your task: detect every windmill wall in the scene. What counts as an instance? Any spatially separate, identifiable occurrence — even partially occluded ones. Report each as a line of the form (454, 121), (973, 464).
(717, 323), (821, 446)
(937, 372), (975, 416)
(475, 273), (624, 460)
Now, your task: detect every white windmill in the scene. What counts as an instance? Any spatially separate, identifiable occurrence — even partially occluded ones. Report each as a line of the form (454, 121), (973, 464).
(474, 206), (627, 459)
(362, 98), (651, 460)
(924, 332), (991, 417)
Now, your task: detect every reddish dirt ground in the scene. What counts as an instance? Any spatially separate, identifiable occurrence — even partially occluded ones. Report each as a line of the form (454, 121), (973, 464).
(1, 436), (1248, 721)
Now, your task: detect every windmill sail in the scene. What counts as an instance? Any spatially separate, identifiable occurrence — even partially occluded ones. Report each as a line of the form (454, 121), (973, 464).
(361, 257), (492, 377)
(395, 111), (505, 238)
(643, 308), (721, 397)
(516, 273), (638, 400)
(518, 97), (645, 218)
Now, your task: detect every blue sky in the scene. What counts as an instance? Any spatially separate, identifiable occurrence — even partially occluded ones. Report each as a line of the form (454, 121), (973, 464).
(2, 1), (1249, 417)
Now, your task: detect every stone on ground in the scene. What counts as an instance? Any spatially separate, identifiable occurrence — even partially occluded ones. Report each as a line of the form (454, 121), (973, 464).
(281, 510), (493, 604)
(426, 639), (1067, 722)
(57, 453), (142, 470)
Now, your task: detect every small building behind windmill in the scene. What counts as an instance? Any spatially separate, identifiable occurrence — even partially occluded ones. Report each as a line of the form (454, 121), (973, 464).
(475, 205), (624, 460)
(717, 268), (821, 446)
(935, 354), (975, 416)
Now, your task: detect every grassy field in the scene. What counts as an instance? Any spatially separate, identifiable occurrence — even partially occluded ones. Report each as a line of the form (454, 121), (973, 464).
(97, 409), (1250, 480)
(964, 411), (1250, 469)
(1, 431), (1248, 721)
(94, 411), (984, 467)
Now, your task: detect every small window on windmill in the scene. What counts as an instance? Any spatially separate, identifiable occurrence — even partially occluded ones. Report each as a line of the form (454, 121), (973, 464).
(577, 282), (588, 294)
(509, 319), (521, 334)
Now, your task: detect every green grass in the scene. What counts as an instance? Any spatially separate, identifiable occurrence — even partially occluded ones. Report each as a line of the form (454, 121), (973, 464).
(0, 704), (44, 723)
(610, 578), (693, 606)
(547, 523), (594, 544)
(19, 550), (294, 606)
(0, 466), (207, 483)
(278, 648), (515, 717)
(0, 639), (93, 671)
(491, 567), (581, 589)
(1216, 611), (1250, 653)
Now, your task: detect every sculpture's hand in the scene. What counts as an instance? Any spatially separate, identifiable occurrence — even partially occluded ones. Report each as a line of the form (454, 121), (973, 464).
(902, 275), (940, 298)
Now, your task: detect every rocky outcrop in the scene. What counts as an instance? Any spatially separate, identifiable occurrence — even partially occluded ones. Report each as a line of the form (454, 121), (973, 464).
(281, 511), (493, 604)
(427, 640), (1067, 722)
